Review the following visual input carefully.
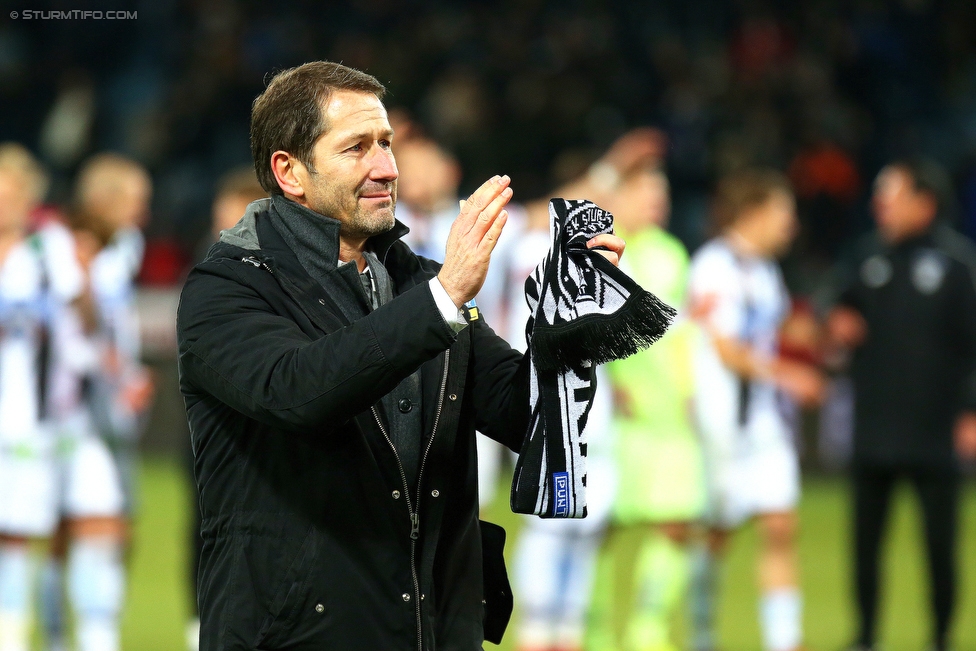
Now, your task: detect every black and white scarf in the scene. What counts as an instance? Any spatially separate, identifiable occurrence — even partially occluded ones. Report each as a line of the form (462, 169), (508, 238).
(510, 198), (676, 518)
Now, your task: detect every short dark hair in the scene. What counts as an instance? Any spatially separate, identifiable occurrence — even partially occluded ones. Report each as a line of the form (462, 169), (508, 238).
(889, 157), (953, 216)
(712, 168), (793, 232)
(250, 62), (386, 195)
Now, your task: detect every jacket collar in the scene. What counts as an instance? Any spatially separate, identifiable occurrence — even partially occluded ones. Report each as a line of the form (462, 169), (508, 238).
(219, 195), (411, 266)
(269, 194), (410, 266)
(888, 223), (938, 253)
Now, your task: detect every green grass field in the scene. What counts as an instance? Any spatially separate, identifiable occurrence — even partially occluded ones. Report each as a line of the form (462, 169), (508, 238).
(121, 457), (974, 651)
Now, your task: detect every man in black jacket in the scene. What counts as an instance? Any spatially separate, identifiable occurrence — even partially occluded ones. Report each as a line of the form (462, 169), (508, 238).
(177, 62), (623, 651)
(827, 159), (976, 651)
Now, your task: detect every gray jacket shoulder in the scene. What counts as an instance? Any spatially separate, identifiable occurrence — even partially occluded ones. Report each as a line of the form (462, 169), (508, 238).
(218, 198), (270, 251)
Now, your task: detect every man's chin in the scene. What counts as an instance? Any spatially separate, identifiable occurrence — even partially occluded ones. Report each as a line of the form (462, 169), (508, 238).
(373, 207), (396, 231)
(350, 208), (396, 238)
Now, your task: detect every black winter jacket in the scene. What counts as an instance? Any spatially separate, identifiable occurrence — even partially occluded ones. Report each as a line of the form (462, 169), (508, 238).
(837, 224), (976, 468)
(177, 197), (529, 651)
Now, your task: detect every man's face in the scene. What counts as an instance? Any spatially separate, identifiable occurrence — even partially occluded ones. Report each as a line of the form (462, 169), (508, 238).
(749, 188), (798, 258)
(112, 172), (152, 230)
(212, 193), (253, 235)
(82, 168), (152, 235)
(395, 139), (459, 214)
(872, 166), (936, 242)
(615, 169), (670, 232)
(300, 90), (398, 239)
(0, 170), (32, 233)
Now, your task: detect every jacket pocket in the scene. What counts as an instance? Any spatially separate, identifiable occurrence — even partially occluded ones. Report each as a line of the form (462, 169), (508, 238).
(252, 526), (318, 649)
(480, 520), (512, 645)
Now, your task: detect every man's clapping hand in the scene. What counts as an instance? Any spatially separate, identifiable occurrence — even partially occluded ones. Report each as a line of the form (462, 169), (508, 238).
(438, 175), (513, 308)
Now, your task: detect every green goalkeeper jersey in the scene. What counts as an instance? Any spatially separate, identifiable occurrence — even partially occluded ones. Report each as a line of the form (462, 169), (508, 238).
(608, 226), (694, 434)
(608, 226), (705, 523)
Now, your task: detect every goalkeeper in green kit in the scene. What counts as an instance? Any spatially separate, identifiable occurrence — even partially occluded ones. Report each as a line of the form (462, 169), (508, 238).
(587, 164), (706, 651)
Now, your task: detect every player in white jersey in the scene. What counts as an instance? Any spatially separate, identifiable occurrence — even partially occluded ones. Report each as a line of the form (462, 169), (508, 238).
(36, 154), (153, 651)
(0, 143), (64, 651)
(687, 170), (824, 651)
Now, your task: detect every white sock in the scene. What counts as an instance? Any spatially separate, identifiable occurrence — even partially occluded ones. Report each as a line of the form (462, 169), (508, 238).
(185, 618), (201, 651)
(38, 557), (66, 647)
(68, 538), (124, 651)
(760, 587), (802, 651)
(78, 617), (119, 651)
(689, 544), (716, 651)
(0, 544), (32, 651)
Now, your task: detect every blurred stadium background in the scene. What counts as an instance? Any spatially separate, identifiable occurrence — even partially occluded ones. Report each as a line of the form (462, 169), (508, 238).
(2, 0), (975, 649)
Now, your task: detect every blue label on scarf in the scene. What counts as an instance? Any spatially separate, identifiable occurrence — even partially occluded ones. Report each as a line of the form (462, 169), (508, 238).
(553, 472), (570, 516)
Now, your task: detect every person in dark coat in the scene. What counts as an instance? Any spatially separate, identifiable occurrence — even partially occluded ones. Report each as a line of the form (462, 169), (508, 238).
(827, 159), (976, 651)
(176, 61), (624, 651)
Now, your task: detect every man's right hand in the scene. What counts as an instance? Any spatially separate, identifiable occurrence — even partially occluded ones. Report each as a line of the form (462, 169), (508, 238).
(773, 359), (826, 407)
(826, 306), (868, 348)
(438, 175), (513, 308)
(954, 411), (976, 461)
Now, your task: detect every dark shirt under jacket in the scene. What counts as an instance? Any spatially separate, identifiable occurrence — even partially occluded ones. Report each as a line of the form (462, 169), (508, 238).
(837, 223), (976, 468)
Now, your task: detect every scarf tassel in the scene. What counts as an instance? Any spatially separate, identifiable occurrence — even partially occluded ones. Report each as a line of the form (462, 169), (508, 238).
(531, 285), (676, 373)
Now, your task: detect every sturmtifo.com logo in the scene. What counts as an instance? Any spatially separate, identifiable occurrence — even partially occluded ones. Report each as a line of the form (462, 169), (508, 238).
(9, 10), (138, 19)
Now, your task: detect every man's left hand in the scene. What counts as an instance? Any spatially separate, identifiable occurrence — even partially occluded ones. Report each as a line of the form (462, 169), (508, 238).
(586, 234), (625, 267)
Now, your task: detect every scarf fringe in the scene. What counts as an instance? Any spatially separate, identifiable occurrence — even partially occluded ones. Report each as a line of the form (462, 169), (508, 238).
(531, 287), (676, 372)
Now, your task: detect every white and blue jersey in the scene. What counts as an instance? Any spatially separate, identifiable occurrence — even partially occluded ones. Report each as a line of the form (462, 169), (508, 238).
(0, 237), (64, 445)
(689, 236), (798, 527)
(0, 239), (60, 535)
(87, 228), (144, 443)
(689, 237), (790, 448)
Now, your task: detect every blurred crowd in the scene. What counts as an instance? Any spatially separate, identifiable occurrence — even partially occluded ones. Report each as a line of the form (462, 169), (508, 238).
(2, 0), (976, 283)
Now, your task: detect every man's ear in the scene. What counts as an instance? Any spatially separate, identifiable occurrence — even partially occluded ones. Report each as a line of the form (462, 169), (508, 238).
(271, 151), (306, 199)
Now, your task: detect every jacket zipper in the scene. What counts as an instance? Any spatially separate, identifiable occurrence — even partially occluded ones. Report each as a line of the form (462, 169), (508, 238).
(370, 349), (450, 651)
(416, 349), (450, 505)
(242, 256), (274, 274)
(249, 249), (449, 650)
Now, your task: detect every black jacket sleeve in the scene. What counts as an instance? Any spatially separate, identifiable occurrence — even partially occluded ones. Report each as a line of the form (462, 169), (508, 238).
(464, 315), (531, 452)
(948, 258), (976, 412)
(177, 258), (457, 432)
(407, 250), (531, 451)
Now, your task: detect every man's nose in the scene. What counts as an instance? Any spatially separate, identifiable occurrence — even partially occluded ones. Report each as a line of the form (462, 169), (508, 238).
(369, 147), (398, 182)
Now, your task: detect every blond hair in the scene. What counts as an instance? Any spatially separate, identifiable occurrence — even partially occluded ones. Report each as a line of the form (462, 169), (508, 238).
(72, 153), (151, 245)
(0, 142), (50, 205)
(74, 153), (150, 210)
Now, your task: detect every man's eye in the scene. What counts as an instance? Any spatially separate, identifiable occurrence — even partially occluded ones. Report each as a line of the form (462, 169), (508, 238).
(347, 144), (362, 152)
(379, 140), (391, 149)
